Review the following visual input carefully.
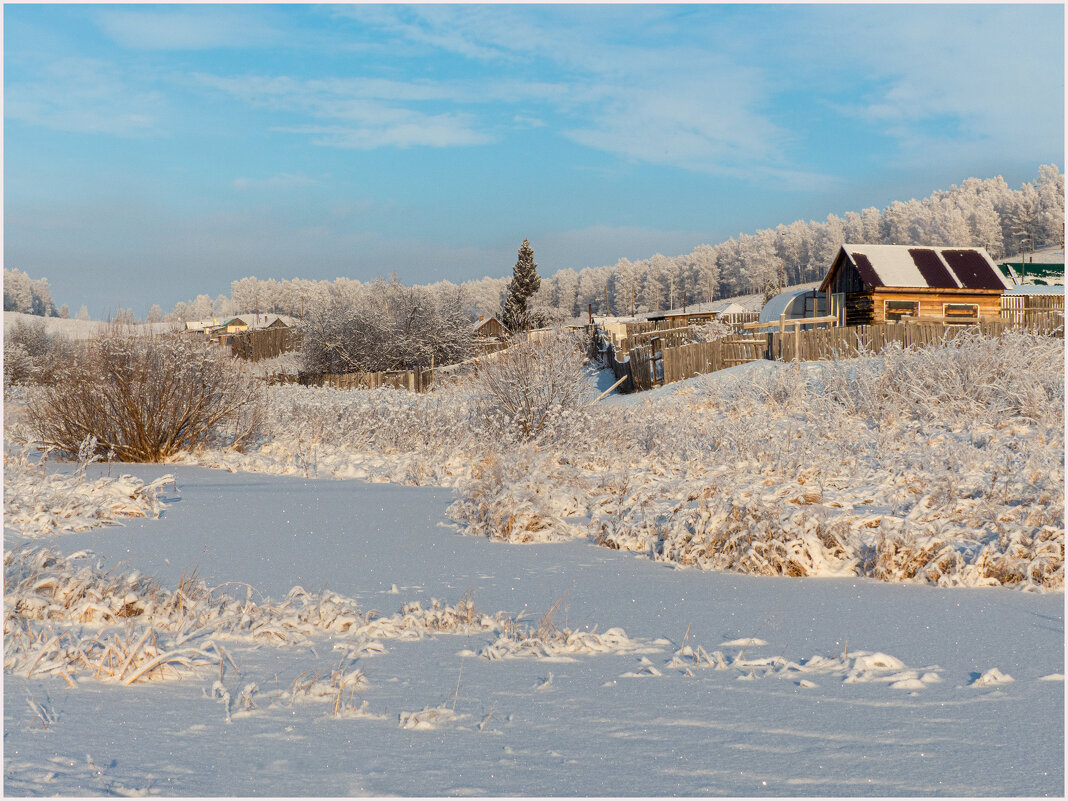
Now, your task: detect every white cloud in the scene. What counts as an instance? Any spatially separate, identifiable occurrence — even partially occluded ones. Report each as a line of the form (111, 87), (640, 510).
(195, 73), (494, 150)
(94, 7), (282, 50)
(6, 58), (163, 136)
(275, 120), (492, 150)
(812, 6), (1063, 166)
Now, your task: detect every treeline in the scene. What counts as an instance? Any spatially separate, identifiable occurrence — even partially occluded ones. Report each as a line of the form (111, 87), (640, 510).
(150, 163), (1061, 324)
(3, 269), (75, 319)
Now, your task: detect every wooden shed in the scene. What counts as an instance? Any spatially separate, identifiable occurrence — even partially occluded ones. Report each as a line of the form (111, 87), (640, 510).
(819, 245), (1011, 326)
(473, 316), (510, 340)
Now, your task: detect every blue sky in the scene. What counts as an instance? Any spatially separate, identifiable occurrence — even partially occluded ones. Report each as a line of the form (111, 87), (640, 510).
(4, 3), (1064, 316)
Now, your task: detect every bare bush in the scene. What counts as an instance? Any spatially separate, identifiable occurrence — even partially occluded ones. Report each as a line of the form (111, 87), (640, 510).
(473, 332), (595, 441)
(27, 329), (264, 462)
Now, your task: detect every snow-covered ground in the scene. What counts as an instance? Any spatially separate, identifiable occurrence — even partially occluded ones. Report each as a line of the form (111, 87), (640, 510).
(3, 312), (181, 340)
(4, 463), (1064, 796)
(4, 330), (1063, 795)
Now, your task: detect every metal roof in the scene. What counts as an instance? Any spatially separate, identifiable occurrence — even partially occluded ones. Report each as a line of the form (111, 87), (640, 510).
(758, 288), (821, 323)
(822, 245), (1012, 291)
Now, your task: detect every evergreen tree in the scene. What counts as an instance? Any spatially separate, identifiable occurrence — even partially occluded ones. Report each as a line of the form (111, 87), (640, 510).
(501, 238), (542, 331)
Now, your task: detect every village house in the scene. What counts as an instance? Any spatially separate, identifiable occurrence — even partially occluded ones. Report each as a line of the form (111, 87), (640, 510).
(819, 244), (1011, 326)
(648, 298), (757, 327)
(473, 316), (510, 340)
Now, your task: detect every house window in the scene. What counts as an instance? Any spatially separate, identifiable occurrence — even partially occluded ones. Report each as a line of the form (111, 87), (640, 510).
(884, 300), (918, 322)
(943, 303), (978, 324)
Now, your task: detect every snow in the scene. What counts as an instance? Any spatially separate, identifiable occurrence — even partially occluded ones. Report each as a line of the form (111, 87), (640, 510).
(3, 312), (181, 340)
(3, 464), (1063, 795)
(3, 330), (1063, 795)
(845, 243), (957, 288)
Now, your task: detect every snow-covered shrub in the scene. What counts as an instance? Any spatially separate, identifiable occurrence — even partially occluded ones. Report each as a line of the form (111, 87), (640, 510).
(598, 493), (857, 578)
(813, 329), (1064, 426)
(447, 447), (590, 542)
(3, 546), (511, 685)
(3, 317), (70, 388)
(26, 328), (265, 462)
(472, 331), (595, 441)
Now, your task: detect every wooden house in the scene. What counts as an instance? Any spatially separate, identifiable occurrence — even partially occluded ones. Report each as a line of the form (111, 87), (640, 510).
(473, 316), (510, 340)
(819, 245), (1011, 326)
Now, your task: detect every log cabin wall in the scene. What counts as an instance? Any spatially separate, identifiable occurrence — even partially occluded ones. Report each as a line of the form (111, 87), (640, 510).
(869, 288), (1004, 323)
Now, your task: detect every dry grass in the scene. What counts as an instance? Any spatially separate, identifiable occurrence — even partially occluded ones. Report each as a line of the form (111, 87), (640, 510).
(4, 546), (512, 686)
(3, 444), (175, 537)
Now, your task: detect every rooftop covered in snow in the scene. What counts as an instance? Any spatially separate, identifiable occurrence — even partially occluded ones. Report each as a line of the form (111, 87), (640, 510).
(820, 244), (1012, 292)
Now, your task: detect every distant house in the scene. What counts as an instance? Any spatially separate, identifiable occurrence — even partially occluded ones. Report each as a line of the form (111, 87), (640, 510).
(473, 316), (510, 340)
(819, 244), (1011, 326)
(650, 299), (754, 327)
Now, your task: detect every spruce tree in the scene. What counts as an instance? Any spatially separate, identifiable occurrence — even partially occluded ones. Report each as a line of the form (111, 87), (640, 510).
(502, 238), (542, 331)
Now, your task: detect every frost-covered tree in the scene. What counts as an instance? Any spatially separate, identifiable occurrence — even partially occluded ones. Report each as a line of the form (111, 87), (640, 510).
(501, 239), (542, 331)
(214, 295), (233, 319)
(301, 277), (473, 374)
(4, 269), (57, 316)
(1010, 183), (1040, 257)
(76, 305), (90, 322)
(551, 268), (579, 319)
(146, 305), (163, 324)
(612, 257), (642, 316)
(1036, 164), (1065, 247)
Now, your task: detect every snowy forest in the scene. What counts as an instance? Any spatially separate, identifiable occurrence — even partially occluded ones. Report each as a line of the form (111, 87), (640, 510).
(5, 166), (1064, 325)
(160, 166), (1064, 325)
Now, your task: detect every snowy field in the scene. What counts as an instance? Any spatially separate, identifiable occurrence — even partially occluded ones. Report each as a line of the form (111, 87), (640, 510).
(4, 331), (1064, 795)
(3, 311), (180, 340)
(4, 464), (1064, 796)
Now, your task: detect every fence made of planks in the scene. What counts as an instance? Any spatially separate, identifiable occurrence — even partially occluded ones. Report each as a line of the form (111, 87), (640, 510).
(1000, 293), (1064, 329)
(606, 311), (1063, 393)
(620, 326), (698, 354)
(661, 336), (771, 384)
(296, 367), (435, 392)
(230, 327), (303, 361)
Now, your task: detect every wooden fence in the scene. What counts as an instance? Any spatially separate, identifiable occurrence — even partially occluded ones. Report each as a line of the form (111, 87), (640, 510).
(661, 336), (771, 384)
(999, 293), (1064, 328)
(295, 368), (435, 392)
(603, 311), (1063, 393)
(230, 327), (302, 361)
(766, 319), (1058, 363)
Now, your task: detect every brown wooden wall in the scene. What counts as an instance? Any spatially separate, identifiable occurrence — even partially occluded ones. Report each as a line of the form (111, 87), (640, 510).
(869, 288), (1003, 324)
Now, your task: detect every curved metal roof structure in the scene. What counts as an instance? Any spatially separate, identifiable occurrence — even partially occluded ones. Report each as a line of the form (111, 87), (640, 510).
(758, 288), (819, 323)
